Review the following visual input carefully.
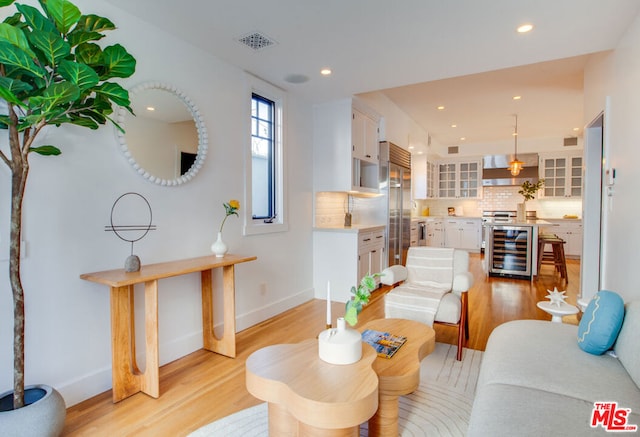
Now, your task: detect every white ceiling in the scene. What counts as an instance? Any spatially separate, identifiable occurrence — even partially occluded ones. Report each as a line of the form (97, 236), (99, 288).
(106, 0), (640, 151)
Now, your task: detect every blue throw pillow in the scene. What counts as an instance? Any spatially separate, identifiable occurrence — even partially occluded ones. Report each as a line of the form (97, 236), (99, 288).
(577, 290), (625, 355)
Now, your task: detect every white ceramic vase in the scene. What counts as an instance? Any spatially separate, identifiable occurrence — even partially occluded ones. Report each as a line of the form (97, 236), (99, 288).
(516, 202), (526, 222)
(211, 232), (228, 257)
(318, 317), (362, 365)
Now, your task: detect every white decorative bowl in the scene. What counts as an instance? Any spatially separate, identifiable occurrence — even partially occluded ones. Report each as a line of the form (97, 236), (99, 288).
(318, 317), (362, 365)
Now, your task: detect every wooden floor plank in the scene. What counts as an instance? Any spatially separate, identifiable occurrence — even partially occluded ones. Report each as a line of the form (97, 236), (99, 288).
(62, 253), (580, 436)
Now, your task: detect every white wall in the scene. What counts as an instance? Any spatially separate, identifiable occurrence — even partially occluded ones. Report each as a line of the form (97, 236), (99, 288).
(583, 13), (640, 302)
(0, 0), (314, 406)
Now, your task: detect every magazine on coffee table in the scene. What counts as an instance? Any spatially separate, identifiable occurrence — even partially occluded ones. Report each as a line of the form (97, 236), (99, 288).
(361, 329), (407, 359)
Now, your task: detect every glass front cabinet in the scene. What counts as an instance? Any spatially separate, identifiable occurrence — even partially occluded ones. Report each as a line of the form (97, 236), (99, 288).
(540, 152), (583, 198)
(437, 159), (481, 199)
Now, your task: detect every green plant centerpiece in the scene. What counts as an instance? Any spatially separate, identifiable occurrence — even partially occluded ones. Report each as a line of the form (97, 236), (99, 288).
(518, 179), (545, 201)
(0, 0), (136, 410)
(344, 273), (380, 326)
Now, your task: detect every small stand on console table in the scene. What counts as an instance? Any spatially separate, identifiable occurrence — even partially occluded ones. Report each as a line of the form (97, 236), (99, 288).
(80, 254), (256, 403)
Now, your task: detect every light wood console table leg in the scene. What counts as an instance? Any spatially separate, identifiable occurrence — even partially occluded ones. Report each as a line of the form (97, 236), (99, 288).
(109, 282), (159, 402)
(201, 265), (237, 357)
(368, 393), (399, 437)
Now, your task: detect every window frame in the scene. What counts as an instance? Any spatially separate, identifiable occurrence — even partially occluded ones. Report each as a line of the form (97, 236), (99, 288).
(244, 75), (288, 235)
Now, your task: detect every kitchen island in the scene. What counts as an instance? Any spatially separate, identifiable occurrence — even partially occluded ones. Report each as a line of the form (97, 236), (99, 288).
(484, 220), (552, 279)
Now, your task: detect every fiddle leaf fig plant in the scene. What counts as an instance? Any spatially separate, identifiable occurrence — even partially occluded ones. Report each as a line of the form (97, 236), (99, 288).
(0, 0), (136, 409)
(344, 272), (381, 326)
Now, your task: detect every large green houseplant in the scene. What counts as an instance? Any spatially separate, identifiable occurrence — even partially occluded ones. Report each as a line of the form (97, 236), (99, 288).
(0, 0), (136, 411)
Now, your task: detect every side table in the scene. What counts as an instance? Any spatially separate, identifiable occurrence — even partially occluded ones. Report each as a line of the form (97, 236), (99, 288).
(360, 318), (436, 436)
(537, 300), (579, 323)
(246, 338), (379, 436)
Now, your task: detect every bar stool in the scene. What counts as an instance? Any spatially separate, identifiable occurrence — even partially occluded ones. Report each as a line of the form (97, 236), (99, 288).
(537, 235), (568, 282)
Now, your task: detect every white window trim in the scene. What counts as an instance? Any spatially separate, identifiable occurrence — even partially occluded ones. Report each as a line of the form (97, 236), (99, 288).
(243, 74), (288, 236)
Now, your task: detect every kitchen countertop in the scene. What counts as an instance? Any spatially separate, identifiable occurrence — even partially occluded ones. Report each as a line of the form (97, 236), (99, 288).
(484, 219), (552, 227)
(313, 224), (385, 233)
(412, 216), (482, 220)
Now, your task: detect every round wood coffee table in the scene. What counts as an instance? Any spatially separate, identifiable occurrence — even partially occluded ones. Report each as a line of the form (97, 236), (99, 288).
(246, 338), (379, 436)
(360, 318), (436, 436)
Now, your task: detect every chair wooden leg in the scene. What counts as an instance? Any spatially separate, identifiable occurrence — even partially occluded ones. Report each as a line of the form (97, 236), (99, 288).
(456, 291), (468, 361)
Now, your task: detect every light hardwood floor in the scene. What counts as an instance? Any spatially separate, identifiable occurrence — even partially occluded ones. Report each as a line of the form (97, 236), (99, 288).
(62, 254), (580, 436)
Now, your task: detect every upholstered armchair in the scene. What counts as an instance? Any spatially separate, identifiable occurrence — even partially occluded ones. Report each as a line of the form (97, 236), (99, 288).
(381, 247), (474, 360)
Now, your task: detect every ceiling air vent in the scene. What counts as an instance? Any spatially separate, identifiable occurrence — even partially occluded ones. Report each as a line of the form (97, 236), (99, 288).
(448, 146), (459, 154)
(237, 32), (277, 51)
(564, 137), (578, 147)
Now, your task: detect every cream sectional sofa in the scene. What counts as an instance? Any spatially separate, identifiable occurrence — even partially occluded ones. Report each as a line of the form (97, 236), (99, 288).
(468, 301), (640, 436)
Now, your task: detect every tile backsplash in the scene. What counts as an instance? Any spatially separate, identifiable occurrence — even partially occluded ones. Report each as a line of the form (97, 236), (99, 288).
(415, 186), (582, 218)
(315, 192), (387, 226)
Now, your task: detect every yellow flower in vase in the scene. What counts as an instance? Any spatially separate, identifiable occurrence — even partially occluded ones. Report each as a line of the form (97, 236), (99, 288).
(212, 200), (240, 257)
(219, 199), (240, 233)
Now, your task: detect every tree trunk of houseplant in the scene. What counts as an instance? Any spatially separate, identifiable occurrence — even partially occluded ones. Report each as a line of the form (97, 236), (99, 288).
(8, 122), (30, 409)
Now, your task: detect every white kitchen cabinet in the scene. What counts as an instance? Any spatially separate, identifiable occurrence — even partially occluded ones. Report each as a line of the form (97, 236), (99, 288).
(444, 218), (482, 251)
(313, 226), (385, 303)
(427, 160), (437, 199)
(425, 218), (445, 247)
(437, 159), (482, 199)
(409, 219), (419, 247)
(358, 227), (386, 284)
(352, 107), (379, 163)
(539, 152), (583, 198)
(313, 98), (380, 193)
(542, 220), (583, 258)
(412, 154), (437, 199)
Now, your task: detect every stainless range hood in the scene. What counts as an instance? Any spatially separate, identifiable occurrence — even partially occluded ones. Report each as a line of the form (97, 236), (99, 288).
(482, 153), (539, 186)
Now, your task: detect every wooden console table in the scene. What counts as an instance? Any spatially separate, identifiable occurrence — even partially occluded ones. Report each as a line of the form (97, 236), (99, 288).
(80, 254), (256, 402)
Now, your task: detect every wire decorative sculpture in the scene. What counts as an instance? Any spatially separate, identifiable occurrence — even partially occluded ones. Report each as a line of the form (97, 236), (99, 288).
(105, 192), (156, 272)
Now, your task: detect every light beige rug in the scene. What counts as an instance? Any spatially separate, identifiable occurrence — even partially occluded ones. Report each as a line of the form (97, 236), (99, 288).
(189, 343), (483, 437)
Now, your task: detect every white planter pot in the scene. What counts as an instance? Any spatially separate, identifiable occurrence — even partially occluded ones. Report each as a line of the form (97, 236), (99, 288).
(0, 384), (66, 437)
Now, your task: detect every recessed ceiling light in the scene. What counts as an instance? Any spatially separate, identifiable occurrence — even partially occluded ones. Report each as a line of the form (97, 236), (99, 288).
(573, 127), (580, 132)
(408, 145), (415, 150)
(451, 124), (457, 128)
(417, 151), (424, 155)
(460, 137), (466, 141)
(320, 68), (332, 76)
(513, 95), (522, 100)
(517, 23), (534, 33)
(437, 105), (445, 110)
(146, 106), (155, 111)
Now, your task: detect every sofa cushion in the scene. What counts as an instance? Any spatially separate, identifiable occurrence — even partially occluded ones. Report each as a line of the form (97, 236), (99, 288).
(478, 320), (640, 410)
(468, 383), (640, 436)
(615, 301), (640, 387)
(577, 290), (624, 355)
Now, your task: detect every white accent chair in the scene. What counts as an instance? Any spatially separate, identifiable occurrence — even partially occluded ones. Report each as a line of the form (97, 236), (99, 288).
(381, 247), (474, 360)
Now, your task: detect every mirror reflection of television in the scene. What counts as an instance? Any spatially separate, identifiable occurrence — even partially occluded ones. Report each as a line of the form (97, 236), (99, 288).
(180, 152), (197, 175)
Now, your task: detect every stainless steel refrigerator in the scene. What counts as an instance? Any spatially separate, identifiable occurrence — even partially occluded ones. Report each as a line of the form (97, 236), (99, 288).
(380, 141), (412, 267)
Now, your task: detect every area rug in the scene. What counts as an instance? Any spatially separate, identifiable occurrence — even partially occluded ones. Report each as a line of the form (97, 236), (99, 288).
(189, 343), (483, 437)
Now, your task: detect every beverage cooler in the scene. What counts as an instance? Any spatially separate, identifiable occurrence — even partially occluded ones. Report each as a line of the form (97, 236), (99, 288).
(487, 225), (532, 277)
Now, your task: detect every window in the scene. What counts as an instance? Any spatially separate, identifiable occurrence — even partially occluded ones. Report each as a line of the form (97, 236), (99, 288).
(251, 94), (275, 220)
(244, 76), (287, 235)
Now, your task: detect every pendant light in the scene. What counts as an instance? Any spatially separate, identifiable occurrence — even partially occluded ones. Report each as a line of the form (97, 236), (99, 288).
(509, 114), (524, 176)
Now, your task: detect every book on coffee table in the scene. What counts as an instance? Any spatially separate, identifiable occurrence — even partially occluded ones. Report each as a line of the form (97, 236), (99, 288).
(361, 329), (407, 359)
